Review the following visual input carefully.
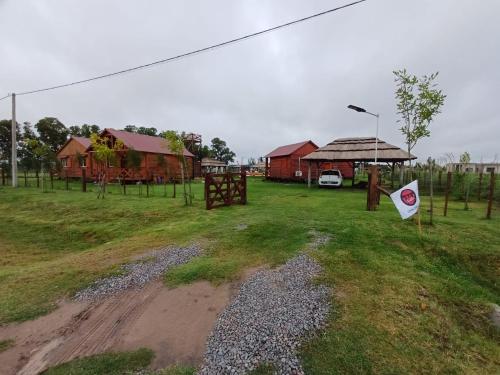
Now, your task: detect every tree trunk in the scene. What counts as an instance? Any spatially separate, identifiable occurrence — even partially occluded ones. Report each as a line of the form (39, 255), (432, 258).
(180, 161), (187, 205)
(429, 161), (434, 225)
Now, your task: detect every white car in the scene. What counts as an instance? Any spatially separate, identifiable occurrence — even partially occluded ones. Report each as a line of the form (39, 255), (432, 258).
(318, 169), (343, 187)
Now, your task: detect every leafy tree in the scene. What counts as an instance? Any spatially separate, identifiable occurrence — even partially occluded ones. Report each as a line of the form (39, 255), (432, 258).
(69, 124), (100, 138)
(0, 119), (21, 171)
(394, 69), (446, 176)
(90, 133), (124, 199)
(137, 127), (157, 136)
(123, 125), (138, 133)
(247, 157), (257, 166)
(125, 148), (143, 178)
(460, 151), (472, 210)
(26, 138), (57, 192)
(19, 122), (40, 173)
(123, 125), (157, 136)
(35, 117), (69, 153)
(210, 137), (235, 164)
(165, 130), (192, 205)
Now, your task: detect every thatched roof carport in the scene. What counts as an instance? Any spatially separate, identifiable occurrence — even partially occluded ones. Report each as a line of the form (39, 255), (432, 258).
(302, 137), (416, 187)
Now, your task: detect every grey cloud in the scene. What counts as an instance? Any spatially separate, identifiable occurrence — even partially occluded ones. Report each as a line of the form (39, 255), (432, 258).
(0, 0), (499, 162)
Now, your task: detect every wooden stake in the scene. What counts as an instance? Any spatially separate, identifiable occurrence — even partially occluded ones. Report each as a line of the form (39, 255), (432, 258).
(444, 172), (452, 217)
(82, 168), (87, 192)
(486, 171), (495, 219)
(477, 173), (483, 201)
(417, 209), (423, 236)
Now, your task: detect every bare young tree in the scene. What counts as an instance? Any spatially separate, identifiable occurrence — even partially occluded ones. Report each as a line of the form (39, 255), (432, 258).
(164, 130), (192, 206)
(394, 69), (446, 182)
(90, 133), (123, 199)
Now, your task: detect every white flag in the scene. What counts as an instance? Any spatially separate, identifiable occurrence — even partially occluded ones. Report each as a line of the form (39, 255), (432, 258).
(390, 180), (420, 219)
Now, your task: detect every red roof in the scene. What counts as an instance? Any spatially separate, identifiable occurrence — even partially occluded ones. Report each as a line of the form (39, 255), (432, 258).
(56, 136), (91, 155)
(72, 136), (92, 149)
(265, 140), (317, 158)
(101, 129), (194, 157)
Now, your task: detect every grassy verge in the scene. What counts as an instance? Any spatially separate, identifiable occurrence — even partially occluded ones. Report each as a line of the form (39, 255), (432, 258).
(41, 348), (154, 375)
(1, 178), (499, 373)
(0, 338), (14, 353)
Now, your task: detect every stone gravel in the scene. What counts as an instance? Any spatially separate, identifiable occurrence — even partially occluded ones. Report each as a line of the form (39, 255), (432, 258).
(198, 254), (331, 375)
(74, 245), (202, 301)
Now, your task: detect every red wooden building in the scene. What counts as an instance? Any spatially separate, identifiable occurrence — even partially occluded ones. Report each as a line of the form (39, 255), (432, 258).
(265, 140), (354, 182)
(265, 140), (319, 181)
(57, 129), (194, 182)
(57, 136), (91, 178)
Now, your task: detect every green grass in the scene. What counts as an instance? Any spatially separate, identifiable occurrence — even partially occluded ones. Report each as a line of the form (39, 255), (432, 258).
(0, 178), (499, 373)
(41, 348), (154, 375)
(0, 338), (14, 353)
(156, 365), (196, 375)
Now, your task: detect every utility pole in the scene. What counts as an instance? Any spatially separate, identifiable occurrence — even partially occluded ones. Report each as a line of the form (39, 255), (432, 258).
(11, 93), (17, 187)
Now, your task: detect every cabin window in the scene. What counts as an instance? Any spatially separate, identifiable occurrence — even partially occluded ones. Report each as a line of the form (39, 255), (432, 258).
(80, 158), (86, 167)
(61, 158), (68, 167)
(486, 167), (494, 173)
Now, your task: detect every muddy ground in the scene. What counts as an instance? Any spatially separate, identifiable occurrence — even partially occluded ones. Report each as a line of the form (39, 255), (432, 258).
(0, 279), (240, 375)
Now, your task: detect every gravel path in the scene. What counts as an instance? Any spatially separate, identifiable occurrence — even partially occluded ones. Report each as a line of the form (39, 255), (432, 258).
(199, 254), (331, 375)
(75, 245), (202, 301)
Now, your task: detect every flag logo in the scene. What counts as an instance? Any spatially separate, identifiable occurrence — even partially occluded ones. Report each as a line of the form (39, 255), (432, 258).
(390, 181), (420, 219)
(400, 189), (417, 206)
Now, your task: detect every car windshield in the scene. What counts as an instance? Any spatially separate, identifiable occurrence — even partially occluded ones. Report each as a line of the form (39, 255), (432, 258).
(321, 170), (340, 176)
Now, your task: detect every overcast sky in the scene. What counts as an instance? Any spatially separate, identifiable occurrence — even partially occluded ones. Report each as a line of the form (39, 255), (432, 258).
(1, 0), (499, 163)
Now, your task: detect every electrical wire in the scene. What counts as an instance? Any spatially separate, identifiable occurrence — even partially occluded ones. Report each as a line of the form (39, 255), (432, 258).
(10, 0), (367, 97)
(0, 94), (10, 101)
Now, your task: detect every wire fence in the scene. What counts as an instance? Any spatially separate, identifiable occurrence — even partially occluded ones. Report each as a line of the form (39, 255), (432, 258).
(0, 173), (193, 199)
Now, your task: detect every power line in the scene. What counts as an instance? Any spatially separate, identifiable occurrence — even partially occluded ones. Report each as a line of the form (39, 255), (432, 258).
(0, 94), (10, 101)
(11, 0), (366, 97)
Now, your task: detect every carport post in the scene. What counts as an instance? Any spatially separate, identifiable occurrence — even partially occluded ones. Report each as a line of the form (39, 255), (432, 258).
(352, 162), (356, 187)
(307, 161), (311, 188)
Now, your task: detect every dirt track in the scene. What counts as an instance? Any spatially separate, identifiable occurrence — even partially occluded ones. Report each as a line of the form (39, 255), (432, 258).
(0, 280), (234, 375)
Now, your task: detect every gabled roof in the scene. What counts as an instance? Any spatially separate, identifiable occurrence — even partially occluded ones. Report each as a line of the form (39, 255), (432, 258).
(303, 137), (416, 162)
(201, 157), (226, 167)
(73, 136), (92, 149)
(56, 136), (91, 155)
(265, 140), (317, 158)
(98, 129), (194, 157)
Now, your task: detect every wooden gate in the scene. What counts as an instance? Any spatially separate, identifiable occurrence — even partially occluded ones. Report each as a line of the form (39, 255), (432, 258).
(205, 172), (247, 210)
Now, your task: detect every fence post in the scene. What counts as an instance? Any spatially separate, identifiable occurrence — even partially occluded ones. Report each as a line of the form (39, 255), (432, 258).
(173, 180), (176, 198)
(205, 174), (210, 210)
(65, 175), (69, 190)
(225, 172), (231, 205)
(438, 170), (442, 191)
(146, 181), (149, 197)
(477, 173), (483, 201)
(50, 172), (54, 190)
(241, 172), (247, 204)
(82, 168), (87, 192)
(367, 165), (378, 211)
(486, 171), (495, 219)
(36, 171), (40, 188)
(444, 172), (452, 217)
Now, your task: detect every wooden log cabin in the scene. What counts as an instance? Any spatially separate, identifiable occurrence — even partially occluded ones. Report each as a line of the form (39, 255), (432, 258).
(57, 136), (91, 178)
(57, 129), (194, 182)
(264, 140), (353, 182)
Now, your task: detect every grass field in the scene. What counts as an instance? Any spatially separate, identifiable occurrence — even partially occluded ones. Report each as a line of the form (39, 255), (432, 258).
(0, 178), (499, 374)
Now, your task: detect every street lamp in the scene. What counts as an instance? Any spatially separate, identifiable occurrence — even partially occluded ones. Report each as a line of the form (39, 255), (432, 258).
(347, 104), (380, 164)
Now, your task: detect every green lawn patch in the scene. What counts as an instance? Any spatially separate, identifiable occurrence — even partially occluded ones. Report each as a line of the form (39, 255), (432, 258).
(1, 178), (499, 373)
(41, 348), (154, 375)
(0, 338), (14, 353)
